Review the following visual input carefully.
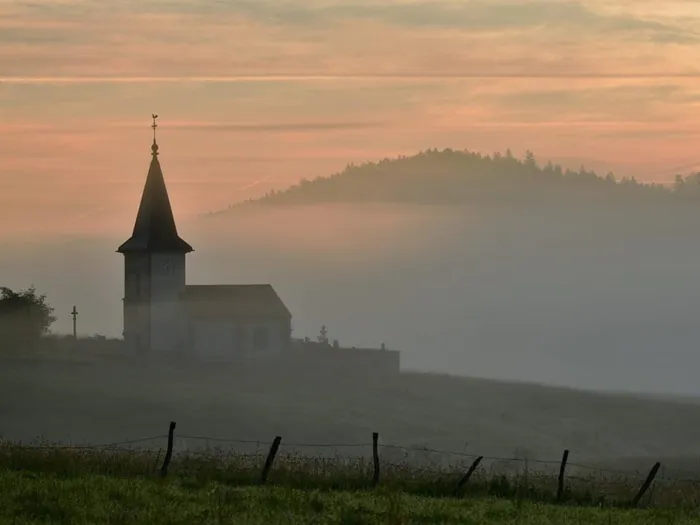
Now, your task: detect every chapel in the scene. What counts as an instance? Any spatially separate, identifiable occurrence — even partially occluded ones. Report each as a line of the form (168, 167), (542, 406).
(116, 117), (292, 359)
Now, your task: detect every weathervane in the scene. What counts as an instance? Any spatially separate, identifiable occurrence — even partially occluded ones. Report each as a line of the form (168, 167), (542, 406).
(151, 113), (159, 156)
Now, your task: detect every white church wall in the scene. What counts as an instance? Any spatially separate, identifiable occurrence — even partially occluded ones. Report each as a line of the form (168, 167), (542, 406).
(247, 319), (288, 360)
(189, 317), (290, 361)
(122, 253), (151, 350)
(191, 319), (238, 360)
(123, 302), (150, 352)
(149, 299), (186, 352)
(149, 253), (186, 352)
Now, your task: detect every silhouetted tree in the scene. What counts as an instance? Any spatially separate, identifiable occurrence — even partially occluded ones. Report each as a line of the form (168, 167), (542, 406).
(675, 174), (685, 190)
(0, 286), (56, 349)
(525, 150), (536, 166)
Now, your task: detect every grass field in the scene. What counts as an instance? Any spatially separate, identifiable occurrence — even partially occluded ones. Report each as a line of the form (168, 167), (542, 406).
(5, 355), (700, 522)
(5, 356), (700, 470)
(5, 472), (697, 525)
(3, 444), (700, 524)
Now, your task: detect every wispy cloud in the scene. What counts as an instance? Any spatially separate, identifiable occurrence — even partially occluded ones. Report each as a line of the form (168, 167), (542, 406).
(168, 121), (386, 132)
(6, 72), (700, 84)
(21, 0), (692, 41)
(0, 119), (386, 132)
(1, 0), (699, 237)
(2, 0), (699, 80)
(213, 0), (700, 44)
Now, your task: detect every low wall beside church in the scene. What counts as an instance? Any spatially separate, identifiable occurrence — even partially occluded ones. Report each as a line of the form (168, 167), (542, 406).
(24, 335), (401, 378)
(274, 339), (401, 377)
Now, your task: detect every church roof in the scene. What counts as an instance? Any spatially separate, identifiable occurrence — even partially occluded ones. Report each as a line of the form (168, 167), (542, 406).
(117, 135), (193, 254)
(181, 284), (291, 318)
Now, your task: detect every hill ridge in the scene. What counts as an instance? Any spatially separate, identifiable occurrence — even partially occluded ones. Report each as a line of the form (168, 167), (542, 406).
(202, 148), (700, 217)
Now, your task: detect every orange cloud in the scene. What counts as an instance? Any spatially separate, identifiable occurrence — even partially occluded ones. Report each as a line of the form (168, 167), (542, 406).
(1, 0), (699, 239)
(2, 1), (698, 79)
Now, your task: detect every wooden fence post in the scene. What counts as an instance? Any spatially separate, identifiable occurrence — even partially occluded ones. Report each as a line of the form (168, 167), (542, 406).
(372, 432), (380, 486)
(556, 449), (570, 502)
(159, 421), (176, 477)
(455, 456), (483, 497)
(261, 436), (282, 484)
(631, 462), (661, 508)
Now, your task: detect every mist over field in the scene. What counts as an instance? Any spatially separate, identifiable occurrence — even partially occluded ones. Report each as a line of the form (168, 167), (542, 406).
(3, 166), (700, 397)
(4, 149), (700, 483)
(6, 3), (700, 520)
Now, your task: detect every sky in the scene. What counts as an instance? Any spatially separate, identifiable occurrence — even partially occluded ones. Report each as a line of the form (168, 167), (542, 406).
(1, 0), (700, 239)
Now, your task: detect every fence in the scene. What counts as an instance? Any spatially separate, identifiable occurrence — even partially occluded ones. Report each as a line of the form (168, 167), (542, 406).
(6, 421), (700, 508)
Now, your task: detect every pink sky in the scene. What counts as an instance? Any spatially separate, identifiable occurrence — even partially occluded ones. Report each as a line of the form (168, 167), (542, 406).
(1, 0), (700, 240)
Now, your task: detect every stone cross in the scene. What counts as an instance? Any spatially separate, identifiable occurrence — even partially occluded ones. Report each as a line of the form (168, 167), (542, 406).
(71, 305), (79, 339)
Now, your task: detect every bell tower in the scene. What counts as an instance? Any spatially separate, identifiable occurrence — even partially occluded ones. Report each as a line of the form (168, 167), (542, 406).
(117, 115), (193, 353)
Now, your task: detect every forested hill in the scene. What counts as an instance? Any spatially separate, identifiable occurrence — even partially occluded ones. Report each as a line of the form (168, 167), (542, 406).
(204, 149), (700, 216)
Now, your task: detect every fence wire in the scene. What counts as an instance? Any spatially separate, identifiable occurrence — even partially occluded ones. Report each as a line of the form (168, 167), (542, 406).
(7, 427), (698, 509)
(4, 428), (696, 485)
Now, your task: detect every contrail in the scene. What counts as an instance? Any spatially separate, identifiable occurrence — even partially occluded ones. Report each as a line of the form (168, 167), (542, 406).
(3, 72), (700, 84)
(236, 176), (275, 193)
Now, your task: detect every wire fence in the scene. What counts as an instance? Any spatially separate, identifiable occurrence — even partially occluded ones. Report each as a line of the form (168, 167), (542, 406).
(6, 425), (700, 486)
(7, 425), (700, 509)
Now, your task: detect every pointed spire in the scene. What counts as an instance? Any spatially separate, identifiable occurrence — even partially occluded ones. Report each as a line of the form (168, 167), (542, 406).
(117, 116), (193, 254)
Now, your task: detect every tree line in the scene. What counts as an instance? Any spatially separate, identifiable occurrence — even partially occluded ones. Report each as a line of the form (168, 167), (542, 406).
(204, 148), (700, 215)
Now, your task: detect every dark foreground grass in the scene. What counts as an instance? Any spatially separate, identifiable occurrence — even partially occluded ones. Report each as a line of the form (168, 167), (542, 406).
(3, 470), (700, 525)
(2, 444), (700, 524)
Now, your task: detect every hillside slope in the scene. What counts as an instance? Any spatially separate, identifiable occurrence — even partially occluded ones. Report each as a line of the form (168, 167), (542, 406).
(204, 149), (700, 216)
(3, 356), (700, 472)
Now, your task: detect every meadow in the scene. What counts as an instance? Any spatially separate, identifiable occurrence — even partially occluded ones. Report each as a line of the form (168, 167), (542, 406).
(5, 353), (700, 523)
(2, 444), (700, 524)
(6, 354), (700, 467)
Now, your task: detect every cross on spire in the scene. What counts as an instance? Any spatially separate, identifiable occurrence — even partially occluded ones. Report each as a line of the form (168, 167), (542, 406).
(151, 113), (159, 156)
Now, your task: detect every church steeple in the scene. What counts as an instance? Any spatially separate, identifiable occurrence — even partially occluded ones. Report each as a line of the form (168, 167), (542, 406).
(117, 115), (193, 254)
